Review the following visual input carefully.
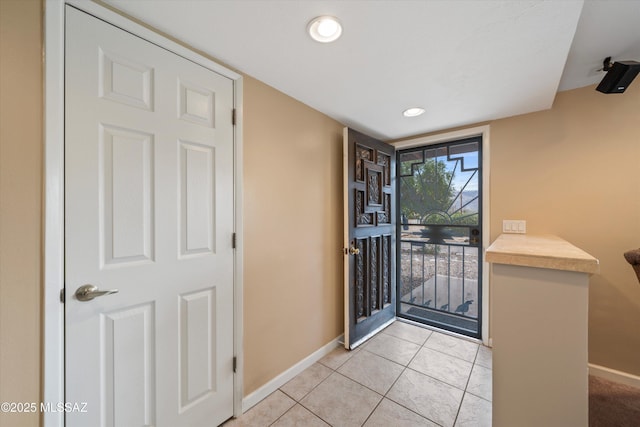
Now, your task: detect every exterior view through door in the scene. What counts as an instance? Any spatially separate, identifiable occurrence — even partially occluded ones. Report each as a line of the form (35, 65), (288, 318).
(65, 6), (235, 427)
(397, 137), (482, 338)
(344, 129), (482, 345)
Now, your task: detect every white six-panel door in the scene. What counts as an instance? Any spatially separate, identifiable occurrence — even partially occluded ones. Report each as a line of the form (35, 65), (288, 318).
(65, 6), (234, 426)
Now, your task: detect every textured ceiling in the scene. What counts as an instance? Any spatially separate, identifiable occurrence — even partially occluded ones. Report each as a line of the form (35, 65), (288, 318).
(559, 0), (640, 91)
(102, 0), (639, 140)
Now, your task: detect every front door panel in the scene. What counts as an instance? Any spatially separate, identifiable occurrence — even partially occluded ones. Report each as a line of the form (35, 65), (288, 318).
(344, 128), (396, 349)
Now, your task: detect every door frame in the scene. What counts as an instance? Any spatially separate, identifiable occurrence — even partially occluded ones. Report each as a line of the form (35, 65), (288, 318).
(43, 1), (244, 425)
(392, 125), (490, 346)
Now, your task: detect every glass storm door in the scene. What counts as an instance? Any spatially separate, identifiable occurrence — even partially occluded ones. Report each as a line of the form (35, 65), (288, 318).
(397, 137), (482, 338)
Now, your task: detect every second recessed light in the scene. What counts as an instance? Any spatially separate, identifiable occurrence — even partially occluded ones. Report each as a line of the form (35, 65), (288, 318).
(308, 16), (342, 43)
(403, 107), (425, 117)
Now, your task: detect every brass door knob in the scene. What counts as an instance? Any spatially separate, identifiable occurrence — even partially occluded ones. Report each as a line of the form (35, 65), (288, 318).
(349, 246), (360, 255)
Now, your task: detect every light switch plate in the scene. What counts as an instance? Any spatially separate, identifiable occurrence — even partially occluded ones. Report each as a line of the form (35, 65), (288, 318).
(503, 220), (526, 234)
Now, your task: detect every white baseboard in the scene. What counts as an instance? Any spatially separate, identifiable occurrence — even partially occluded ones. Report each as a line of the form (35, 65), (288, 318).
(589, 363), (640, 390)
(241, 335), (342, 413)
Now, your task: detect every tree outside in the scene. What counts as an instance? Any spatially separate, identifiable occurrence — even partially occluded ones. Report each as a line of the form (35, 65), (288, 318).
(400, 157), (478, 226)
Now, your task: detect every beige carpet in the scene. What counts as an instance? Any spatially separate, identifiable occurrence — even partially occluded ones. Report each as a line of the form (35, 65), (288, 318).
(589, 375), (640, 426)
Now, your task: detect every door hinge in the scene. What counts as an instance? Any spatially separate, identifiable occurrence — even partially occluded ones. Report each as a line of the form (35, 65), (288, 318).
(232, 108), (236, 125)
(60, 288), (65, 303)
(233, 356), (237, 373)
(232, 232), (237, 249)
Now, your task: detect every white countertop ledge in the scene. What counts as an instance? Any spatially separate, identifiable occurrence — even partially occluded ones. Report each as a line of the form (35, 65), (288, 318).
(486, 234), (600, 274)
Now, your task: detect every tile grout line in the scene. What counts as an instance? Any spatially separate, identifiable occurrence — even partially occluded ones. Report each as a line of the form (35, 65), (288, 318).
(290, 358), (354, 426)
(466, 348), (493, 403)
(405, 334), (479, 393)
(422, 343), (480, 364)
(389, 328), (482, 427)
(347, 342), (439, 426)
(255, 323), (491, 427)
(344, 331), (443, 426)
(289, 348), (377, 427)
(373, 333), (448, 427)
(386, 327), (476, 425)
(272, 350), (348, 426)
(359, 395), (384, 427)
(451, 346), (480, 427)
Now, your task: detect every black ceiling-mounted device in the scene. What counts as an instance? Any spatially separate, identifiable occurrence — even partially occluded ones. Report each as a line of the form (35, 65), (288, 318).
(596, 57), (640, 94)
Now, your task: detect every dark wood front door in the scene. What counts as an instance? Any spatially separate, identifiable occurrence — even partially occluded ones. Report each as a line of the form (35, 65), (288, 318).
(343, 128), (396, 349)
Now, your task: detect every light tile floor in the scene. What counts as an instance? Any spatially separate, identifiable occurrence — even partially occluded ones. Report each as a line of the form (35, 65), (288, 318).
(224, 321), (492, 427)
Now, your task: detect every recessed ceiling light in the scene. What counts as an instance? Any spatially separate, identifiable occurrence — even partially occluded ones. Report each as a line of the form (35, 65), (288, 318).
(307, 16), (342, 43)
(403, 107), (425, 117)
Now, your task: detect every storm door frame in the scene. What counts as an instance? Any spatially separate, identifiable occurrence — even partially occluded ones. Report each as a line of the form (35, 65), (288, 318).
(392, 125), (490, 345)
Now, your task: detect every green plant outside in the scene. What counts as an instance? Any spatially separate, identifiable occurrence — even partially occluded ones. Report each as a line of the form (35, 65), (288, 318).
(400, 158), (478, 226)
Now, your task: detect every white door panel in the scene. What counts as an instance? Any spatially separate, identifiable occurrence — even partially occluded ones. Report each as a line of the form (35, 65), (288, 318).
(65, 6), (234, 426)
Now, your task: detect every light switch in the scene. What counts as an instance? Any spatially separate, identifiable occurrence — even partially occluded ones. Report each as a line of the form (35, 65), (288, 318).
(503, 220), (526, 234)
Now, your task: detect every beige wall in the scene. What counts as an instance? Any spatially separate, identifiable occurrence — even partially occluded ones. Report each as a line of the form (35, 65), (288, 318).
(490, 83), (640, 375)
(0, 1), (43, 427)
(3, 3), (640, 424)
(394, 82), (640, 376)
(242, 76), (344, 394)
(0, 1), (345, 414)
